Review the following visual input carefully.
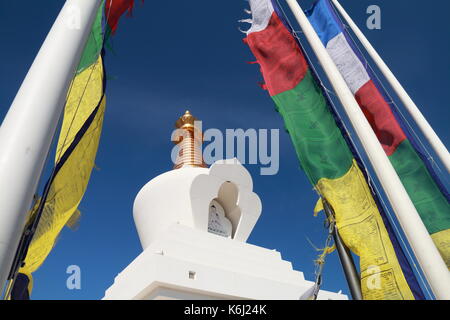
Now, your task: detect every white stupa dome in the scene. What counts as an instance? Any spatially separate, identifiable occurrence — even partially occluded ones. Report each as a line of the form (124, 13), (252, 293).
(133, 159), (262, 249)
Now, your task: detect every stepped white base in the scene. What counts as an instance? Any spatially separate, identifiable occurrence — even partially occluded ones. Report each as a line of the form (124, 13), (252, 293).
(103, 224), (347, 300)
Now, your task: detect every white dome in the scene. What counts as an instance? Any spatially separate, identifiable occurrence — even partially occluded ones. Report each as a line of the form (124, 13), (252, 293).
(133, 159), (262, 249)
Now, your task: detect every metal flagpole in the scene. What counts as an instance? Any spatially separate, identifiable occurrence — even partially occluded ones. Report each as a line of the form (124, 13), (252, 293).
(332, 0), (450, 173)
(0, 0), (102, 293)
(285, 0), (450, 300)
(322, 200), (363, 300)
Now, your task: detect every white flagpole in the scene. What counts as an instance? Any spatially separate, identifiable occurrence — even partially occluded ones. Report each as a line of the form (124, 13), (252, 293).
(332, 0), (450, 173)
(285, 0), (450, 299)
(0, 0), (102, 292)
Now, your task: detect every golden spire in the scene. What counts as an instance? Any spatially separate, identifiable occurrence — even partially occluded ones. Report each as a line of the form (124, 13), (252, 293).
(173, 110), (207, 169)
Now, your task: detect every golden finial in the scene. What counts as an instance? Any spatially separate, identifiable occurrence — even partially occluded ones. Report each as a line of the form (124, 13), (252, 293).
(173, 110), (207, 169)
(175, 110), (196, 129)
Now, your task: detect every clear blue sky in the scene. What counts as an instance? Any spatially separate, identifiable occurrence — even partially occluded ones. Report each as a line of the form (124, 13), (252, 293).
(0, 0), (449, 300)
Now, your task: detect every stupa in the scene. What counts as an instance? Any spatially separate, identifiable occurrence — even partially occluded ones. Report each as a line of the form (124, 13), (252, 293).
(103, 111), (347, 300)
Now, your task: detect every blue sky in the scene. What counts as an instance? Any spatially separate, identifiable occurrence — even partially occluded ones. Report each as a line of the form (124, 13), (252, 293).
(1, 0), (449, 300)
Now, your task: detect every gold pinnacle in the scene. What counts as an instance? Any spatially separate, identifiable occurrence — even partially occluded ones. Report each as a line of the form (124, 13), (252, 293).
(173, 110), (207, 169)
